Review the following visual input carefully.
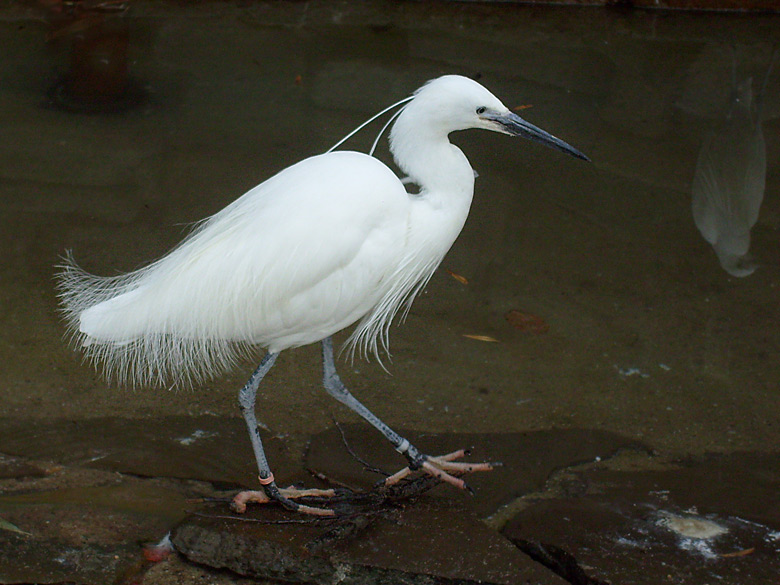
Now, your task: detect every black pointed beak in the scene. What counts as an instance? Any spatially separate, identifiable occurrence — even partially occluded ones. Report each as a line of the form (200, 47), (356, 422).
(487, 111), (590, 162)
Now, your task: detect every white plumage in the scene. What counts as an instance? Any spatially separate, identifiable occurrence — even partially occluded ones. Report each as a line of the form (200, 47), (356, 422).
(58, 75), (587, 388)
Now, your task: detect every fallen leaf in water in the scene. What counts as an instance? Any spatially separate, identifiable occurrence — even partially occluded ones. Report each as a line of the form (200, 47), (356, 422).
(446, 269), (468, 285)
(0, 517), (31, 536)
(463, 334), (499, 342)
(512, 104), (533, 111)
(505, 309), (549, 334)
(294, 74), (303, 85)
(721, 548), (755, 558)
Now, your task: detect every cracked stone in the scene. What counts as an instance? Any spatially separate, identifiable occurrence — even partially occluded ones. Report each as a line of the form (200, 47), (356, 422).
(503, 451), (780, 585)
(172, 497), (568, 585)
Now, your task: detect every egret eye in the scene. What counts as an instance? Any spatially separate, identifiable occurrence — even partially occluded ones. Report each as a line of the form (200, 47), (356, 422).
(476, 106), (487, 115)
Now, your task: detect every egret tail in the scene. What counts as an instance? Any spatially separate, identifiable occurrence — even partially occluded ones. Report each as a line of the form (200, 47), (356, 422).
(56, 253), (254, 387)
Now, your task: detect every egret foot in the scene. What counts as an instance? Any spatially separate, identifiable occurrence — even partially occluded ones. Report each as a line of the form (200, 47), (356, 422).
(385, 448), (496, 492)
(232, 478), (337, 517)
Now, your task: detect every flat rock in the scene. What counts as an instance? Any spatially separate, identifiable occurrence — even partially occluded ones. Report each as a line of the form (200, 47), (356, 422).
(0, 417), (646, 518)
(0, 453), (46, 480)
(142, 553), (268, 585)
(0, 419), (647, 584)
(0, 471), (188, 584)
(503, 451), (780, 585)
(0, 416), (297, 488)
(172, 497), (568, 585)
(0, 530), (144, 584)
(306, 424), (648, 517)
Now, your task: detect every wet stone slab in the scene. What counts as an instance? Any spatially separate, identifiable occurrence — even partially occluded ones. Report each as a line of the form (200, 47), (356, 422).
(170, 424), (644, 584)
(0, 417), (650, 584)
(305, 424), (648, 518)
(503, 451), (780, 585)
(172, 497), (568, 585)
(0, 453), (47, 480)
(0, 461), (190, 584)
(142, 553), (271, 585)
(0, 415), (294, 488)
(0, 416), (647, 514)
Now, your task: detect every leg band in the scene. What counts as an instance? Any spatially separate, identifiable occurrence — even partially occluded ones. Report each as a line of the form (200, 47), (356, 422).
(395, 438), (410, 454)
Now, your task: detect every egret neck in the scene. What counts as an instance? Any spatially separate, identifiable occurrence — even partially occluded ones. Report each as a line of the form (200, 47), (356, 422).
(390, 117), (476, 258)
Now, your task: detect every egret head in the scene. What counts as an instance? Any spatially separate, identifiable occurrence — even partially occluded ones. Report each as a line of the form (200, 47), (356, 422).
(411, 75), (589, 162)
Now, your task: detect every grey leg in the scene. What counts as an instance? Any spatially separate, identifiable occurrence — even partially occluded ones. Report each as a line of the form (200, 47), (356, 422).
(321, 337), (494, 489)
(234, 341), (492, 514)
(238, 351), (279, 484)
(321, 337), (426, 468)
(235, 351), (336, 516)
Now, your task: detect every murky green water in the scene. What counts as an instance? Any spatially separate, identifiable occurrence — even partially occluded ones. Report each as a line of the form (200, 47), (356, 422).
(1, 3), (779, 583)
(1, 1), (778, 470)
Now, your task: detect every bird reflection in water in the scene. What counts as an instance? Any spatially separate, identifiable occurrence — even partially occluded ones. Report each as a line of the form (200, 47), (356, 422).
(691, 48), (775, 277)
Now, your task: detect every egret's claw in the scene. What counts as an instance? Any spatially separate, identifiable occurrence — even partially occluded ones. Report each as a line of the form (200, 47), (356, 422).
(384, 448), (496, 491)
(232, 481), (337, 516)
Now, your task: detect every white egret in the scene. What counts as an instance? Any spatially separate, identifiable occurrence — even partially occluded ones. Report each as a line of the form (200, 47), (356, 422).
(58, 75), (588, 515)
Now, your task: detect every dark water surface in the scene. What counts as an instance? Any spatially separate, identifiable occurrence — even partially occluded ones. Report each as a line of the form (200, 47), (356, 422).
(0, 1), (778, 583)
(2, 0), (778, 455)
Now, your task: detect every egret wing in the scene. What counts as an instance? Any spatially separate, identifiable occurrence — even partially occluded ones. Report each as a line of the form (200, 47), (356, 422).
(59, 152), (410, 385)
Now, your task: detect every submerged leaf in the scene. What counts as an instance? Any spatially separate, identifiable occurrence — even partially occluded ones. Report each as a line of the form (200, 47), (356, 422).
(505, 310), (549, 334)
(446, 269), (469, 285)
(463, 334), (499, 343)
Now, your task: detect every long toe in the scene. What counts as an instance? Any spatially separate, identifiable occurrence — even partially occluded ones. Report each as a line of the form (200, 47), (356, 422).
(384, 448), (496, 490)
(231, 485), (338, 517)
(428, 453), (495, 474)
(231, 489), (271, 513)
